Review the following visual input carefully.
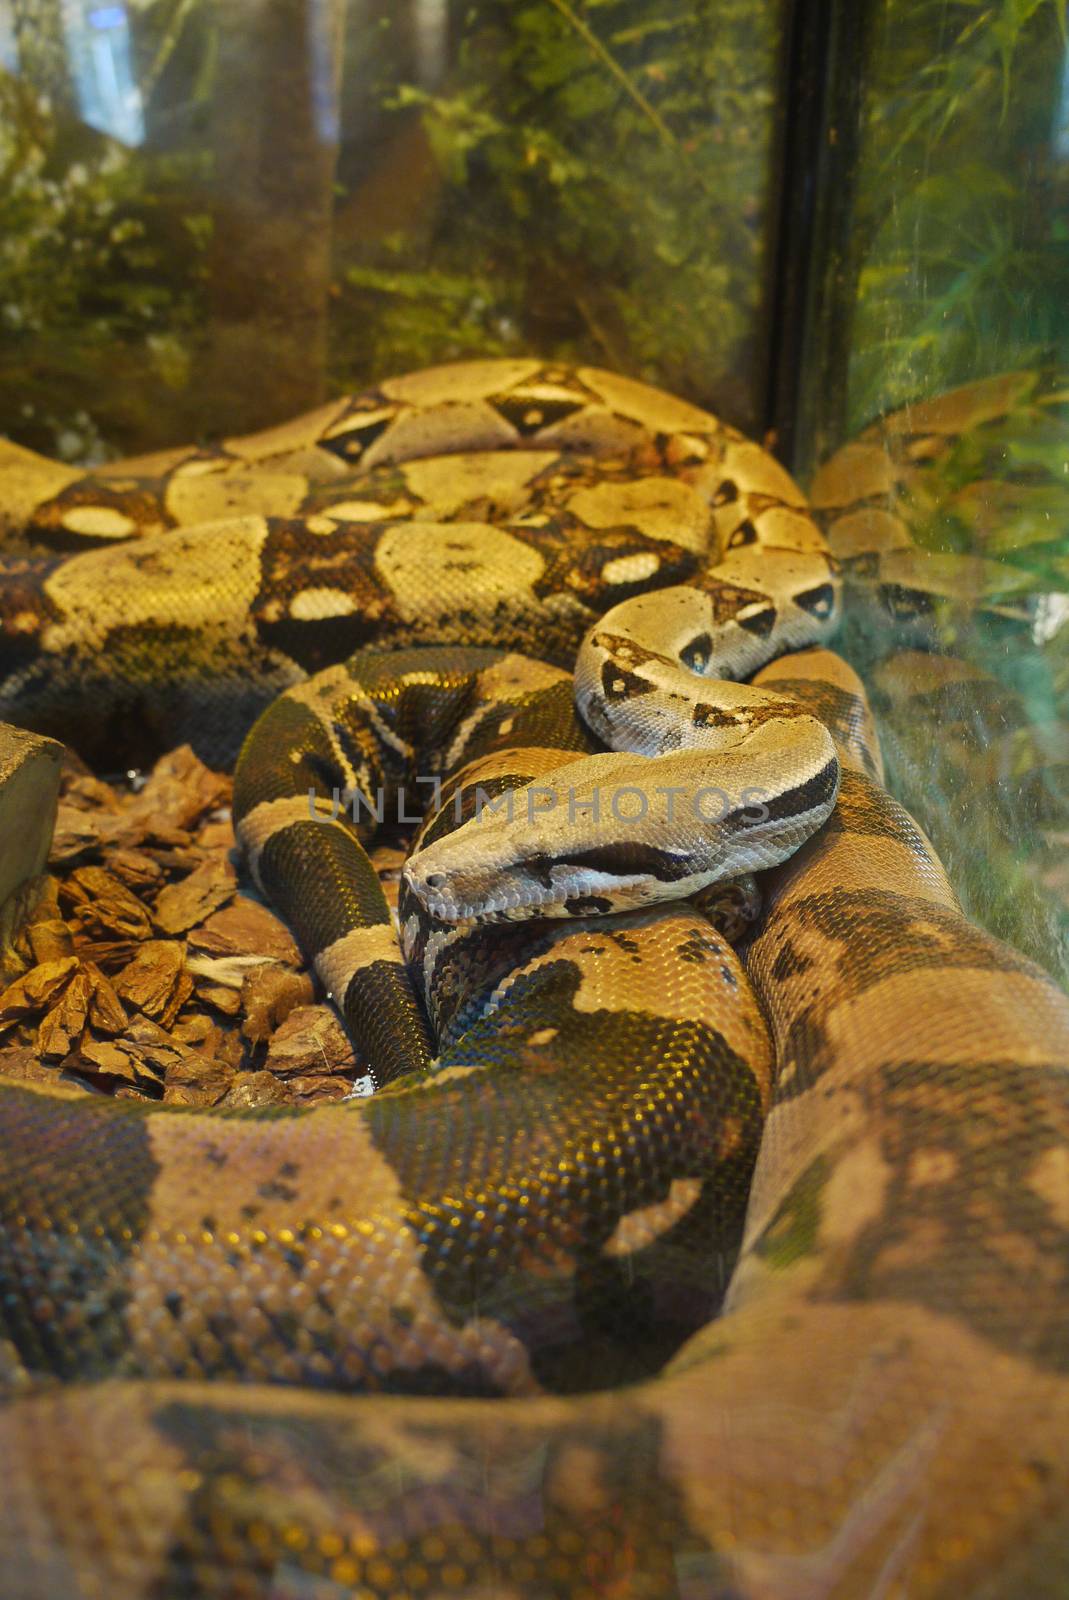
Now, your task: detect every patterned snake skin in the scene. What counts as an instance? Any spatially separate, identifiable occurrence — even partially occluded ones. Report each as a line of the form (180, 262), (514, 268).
(1, 363), (1068, 1598)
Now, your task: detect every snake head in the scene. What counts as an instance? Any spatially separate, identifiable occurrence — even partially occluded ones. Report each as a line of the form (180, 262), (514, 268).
(403, 731), (839, 925)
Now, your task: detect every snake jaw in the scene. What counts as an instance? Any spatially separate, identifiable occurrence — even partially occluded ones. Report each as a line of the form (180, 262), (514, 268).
(402, 733), (841, 926)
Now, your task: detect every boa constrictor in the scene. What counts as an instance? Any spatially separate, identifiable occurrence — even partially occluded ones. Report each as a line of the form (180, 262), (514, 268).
(1, 362), (1068, 1599)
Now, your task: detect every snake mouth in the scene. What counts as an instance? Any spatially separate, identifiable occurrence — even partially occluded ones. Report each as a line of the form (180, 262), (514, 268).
(406, 881), (566, 926)
(403, 748), (840, 926)
(404, 845), (730, 926)
(733, 755), (840, 830)
(405, 853), (641, 924)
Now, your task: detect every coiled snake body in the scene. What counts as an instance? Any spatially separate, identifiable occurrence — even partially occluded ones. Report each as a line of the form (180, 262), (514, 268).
(1, 362), (1068, 1598)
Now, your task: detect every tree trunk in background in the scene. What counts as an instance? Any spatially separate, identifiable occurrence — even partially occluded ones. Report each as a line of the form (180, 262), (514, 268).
(201, 0), (344, 436)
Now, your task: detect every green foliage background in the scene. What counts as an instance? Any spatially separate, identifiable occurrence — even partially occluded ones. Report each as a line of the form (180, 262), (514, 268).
(810, 0), (1069, 984)
(845, 0), (1069, 433)
(1, 0), (1067, 977)
(0, 0), (783, 459)
(0, 0), (217, 458)
(336, 0), (777, 420)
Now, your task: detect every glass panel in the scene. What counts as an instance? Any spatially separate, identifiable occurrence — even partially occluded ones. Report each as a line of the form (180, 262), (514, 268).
(0, 0), (789, 459)
(797, 0), (1069, 983)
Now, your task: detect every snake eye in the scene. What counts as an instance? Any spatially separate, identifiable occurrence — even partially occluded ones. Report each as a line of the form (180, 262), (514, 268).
(796, 582), (836, 618)
(736, 603), (776, 637)
(881, 583), (932, 620)
(680, 632), (712, 672)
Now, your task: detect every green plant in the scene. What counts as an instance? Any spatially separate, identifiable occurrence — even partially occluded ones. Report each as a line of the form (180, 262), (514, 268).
(332, 0), (782, 426)
(846, 0), (1069, 430)
(0, 23), (212, 457)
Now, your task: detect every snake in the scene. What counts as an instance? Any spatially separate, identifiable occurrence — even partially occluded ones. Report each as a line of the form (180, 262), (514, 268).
(1, 361), (1068, 1598)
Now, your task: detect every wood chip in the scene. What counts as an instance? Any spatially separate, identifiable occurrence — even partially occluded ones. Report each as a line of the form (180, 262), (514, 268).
(170, 1015), (245, 1072)
(265, 1004), (356, 1076)
(17, 742), (362, 1109)
(37, 969), (93, 1058)
(112, 941), (191, 1027)
(162, 1082), (228, 1108)
(49, 804), (122, 862)
(194, 982), (243, 1016)
(75, 1037), (152, 1087)
(85, 961), (128, 1034)
(196, 817), (235, 853)
(24, 875), (62, 923)
(74, 1015), (230, 1098)
(158, 1049), (234, 1106)
(135, 827), (197, 853)
(221, 1070), (295, 1108)
(99, 1014), (173, 1070)
(63, 867), (153, 939)
(60, 771), (126, 814)
(1, 878), (60, 984)
(107, 848), (166, 894)
(187, 897), (301, 966)
(0, 957), (79, 1030)
(217, 1028), (245, 1071)
(27, 919), (75, 964)
(285, 1073), (358, 1104)
(67, 937), (142, 973)
(153, 857), (237, 934)
(125, 746), (230, 833)
(240, 966), (315, 1044)
(169, 1013), (216, 1047)
(0, 1045), (96, 1094)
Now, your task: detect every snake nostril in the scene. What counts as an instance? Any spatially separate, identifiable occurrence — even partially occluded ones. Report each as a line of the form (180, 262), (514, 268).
(425, 872), (447, 889)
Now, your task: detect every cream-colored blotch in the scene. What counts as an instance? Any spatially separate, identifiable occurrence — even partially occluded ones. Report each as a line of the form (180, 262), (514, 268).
(579, 367), (719, 434)
(380, 358), (541, 405)
(59, 505), (138, 539)
(400, 450), (557, 518)
(374, 522), (544, 621)
(288, 588), (358, 620)
(41, 516), (269, 650)
(166, 470), (307, 526)
(226, 398), (355, 464)
(602, 1178), (704, 1257)
(568, 476), (712, 553)
(316, 925), (402, 999)
(0, 457), (82, 528)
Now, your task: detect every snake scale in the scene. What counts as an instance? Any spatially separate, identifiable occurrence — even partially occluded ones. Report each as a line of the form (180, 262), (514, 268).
(1, 361), (1068, 1599)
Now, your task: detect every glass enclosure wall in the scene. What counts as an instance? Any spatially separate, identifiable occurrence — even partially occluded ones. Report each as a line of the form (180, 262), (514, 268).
(793, 0), (1069, 983)
(794, 0), (1069, 462)
(3, 0), (1066, 979)
(1, 0), (789, 460)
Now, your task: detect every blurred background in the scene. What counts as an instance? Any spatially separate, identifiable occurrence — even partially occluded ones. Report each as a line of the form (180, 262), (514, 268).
(0, 0), (786, 453)
(1, 0), (1067, 979)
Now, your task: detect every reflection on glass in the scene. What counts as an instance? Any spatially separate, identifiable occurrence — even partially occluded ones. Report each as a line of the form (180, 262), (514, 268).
(0, 2), (16, 73)
(798, 0), (1069, 985)
(412, 0), (447, 87)
(62, 0), (144, 145)
(1, 0), (790, 456)
(308, 0), (341, 144)
(1053, 35), (1069, 162)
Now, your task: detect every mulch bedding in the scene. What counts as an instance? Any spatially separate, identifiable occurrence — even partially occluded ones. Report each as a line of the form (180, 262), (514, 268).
(0, 745), (408, 1108)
